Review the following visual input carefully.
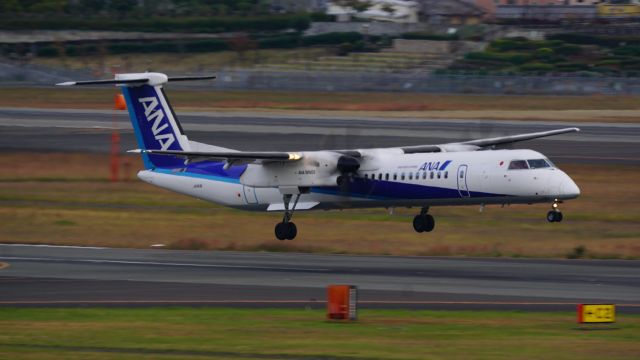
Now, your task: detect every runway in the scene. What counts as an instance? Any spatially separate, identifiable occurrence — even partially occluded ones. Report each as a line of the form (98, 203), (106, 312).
(1, 244), (639, 311)
(0, 107), (638, 165)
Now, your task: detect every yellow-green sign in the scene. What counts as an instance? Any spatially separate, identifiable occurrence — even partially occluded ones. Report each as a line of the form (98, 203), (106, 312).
(578, 304), (615, 323)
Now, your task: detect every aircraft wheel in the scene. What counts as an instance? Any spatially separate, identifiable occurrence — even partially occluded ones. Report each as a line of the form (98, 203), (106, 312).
(423, 214), (435, 232)
(275, 222), (288, 240)
(547, 210), (563, 223)
(413, 215), (425, 233)
(286, 222), (297, 240)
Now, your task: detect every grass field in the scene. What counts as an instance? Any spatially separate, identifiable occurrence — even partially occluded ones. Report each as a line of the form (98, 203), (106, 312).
(1, 152), (638, 258)
(33, 49), (333, 75)
(0, 307), (638, 360)
(1, 87), (640, 122)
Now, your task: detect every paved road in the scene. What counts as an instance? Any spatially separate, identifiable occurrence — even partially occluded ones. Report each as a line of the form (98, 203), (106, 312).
(1, 244), (639, 311)
(0, 107), (638, 165)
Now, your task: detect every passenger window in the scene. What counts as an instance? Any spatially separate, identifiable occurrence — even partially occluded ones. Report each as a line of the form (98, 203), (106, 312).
(385, 173), (389, 181)
(415, 172), (420, 180)
(377, 173), (381, 180)
(409, 173), (413, 180)
(430, 171), (434, 179)
(459, 170), (464, 178)
(401, 173), (405, 181)
(444, 171), (448, 179)
(527, 159), (550, 169)
(437, 172), (441, 179)
(508, 160), (529, 170)
(422, 172), (426, 180)
(393, 173), (397, 180)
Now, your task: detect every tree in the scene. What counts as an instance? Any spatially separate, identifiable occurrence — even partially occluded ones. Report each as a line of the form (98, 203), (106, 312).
(109, 0), (137, 17)
(0, 0), (20, 12)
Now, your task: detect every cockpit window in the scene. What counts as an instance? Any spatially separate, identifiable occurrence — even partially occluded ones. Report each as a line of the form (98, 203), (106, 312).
(508, 160), (529, 170)
(527, 159), (551, 169)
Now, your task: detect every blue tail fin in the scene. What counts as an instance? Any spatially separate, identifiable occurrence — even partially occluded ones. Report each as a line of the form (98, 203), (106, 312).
(121, 83), (190, 169)
(56, 72), (215, 170)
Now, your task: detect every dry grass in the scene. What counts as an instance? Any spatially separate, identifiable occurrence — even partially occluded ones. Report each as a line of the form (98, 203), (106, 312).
(0, 152), (638, 258)
(1, 87), (640, 122)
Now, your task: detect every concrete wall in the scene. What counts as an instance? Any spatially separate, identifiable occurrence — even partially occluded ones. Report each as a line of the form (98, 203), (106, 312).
(305, 22), (432, 36)
(389, 39), (486, 54)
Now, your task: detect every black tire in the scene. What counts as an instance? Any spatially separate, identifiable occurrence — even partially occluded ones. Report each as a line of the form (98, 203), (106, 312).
(413, 215), (425, 233)
(286, 222), (297, 240)
(275, 222), (287, 240)
(555, 212), (563, 222)
(547, 210), (557, 223)
(424, 214), (435, 232)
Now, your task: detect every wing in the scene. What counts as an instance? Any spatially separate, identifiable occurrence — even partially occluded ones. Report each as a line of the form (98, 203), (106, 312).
(130, 149), (302, 163)
(132, 127), (579, 163)
(400, 127), (580, 154)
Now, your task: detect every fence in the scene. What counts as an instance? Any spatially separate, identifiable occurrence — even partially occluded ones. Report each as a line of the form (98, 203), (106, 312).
(212, 69), (640, 95)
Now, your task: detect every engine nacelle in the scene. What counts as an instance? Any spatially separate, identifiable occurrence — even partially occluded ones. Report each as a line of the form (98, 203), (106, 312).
(240, 151), (345, 187)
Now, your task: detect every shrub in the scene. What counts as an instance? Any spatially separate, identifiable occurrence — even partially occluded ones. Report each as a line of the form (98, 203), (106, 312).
(555, 62), (590, 71)
(466, 51), (531, 65)
(554, 44), (582, 56)
(534, 47), (554, 59)
(518, 62), (554, 72)
(0, 15), (311, 33)
(36, 46), (59, 57)
(548, 33), (640, 48)
(566, 245), (587, 259)
(257, 34), (300, 49)
(301, 32), (363, 46)
(613, 45), (640, 56)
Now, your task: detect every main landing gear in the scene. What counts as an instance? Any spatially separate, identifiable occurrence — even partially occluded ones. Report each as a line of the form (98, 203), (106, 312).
(275, 194), (300, 240)
(547, 200), (564, 223)
(413, 207), (435, 233)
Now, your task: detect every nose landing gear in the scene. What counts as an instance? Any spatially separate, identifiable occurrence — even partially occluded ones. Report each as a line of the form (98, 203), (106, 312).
(413, 207), (435, 233)
(547, 200), (563, 223)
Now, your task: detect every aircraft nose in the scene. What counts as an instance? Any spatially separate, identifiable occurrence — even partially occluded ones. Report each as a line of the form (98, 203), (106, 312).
(559, 176), (580, 199)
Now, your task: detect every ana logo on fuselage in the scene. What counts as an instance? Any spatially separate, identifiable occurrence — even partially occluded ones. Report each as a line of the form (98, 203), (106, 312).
(139, 96), (175, 150)
(419, 160), (452, 172)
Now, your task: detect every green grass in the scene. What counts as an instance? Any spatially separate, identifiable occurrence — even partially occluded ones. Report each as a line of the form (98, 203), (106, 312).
(0, 308), (638, 359)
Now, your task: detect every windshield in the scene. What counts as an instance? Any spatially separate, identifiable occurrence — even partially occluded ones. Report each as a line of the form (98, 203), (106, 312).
(508, 159), (554, 170)
(527, 159), (552, 169)
(508, 160), (529, 170)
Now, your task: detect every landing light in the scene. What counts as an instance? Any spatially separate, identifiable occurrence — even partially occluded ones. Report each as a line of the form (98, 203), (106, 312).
(552, 202), (559, 209)
(288, 153), (301, 160)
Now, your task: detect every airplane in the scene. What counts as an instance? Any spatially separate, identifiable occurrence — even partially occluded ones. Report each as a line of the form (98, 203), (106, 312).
(58, 72), (581, 241)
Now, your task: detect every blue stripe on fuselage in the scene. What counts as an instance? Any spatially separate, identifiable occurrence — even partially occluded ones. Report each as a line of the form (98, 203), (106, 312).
(312, 177), (503, 200)
(154, 161), (246, 184)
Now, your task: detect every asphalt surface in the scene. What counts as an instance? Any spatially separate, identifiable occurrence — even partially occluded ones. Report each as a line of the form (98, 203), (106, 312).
(0, 107), (638, 165)
(1, 244), (639, 311)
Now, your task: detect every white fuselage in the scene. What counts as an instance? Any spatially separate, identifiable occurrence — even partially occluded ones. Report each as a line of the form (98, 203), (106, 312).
(137, 149), (580, 212)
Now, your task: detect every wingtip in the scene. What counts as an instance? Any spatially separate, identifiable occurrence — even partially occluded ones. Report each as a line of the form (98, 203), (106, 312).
(56, 81), (76, 86)
(127, 149), (144, 153)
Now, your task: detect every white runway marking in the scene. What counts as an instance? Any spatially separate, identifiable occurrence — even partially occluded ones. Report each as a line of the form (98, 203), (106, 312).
(0, 256), (329, 272)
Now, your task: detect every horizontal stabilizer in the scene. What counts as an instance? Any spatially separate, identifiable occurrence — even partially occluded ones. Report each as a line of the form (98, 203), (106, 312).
(56, 73), (215, 87)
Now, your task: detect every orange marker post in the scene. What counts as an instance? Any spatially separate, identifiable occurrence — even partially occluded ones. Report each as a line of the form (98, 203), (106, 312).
(327, 285), (357, 321)
(114, 94), (127, 110)
(110, 94), (125, 182)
